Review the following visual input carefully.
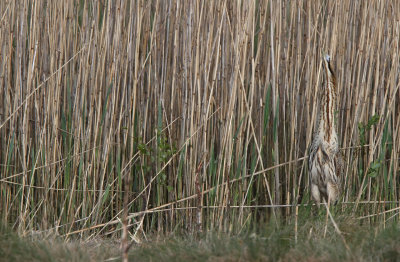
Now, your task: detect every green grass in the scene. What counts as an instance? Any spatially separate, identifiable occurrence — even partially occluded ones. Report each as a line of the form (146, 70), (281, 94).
(0, 224), (118, 262)
(2, 212), (399, 262)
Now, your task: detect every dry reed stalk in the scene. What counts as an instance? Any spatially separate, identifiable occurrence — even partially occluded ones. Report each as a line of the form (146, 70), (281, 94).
(0, 0), (399, 237)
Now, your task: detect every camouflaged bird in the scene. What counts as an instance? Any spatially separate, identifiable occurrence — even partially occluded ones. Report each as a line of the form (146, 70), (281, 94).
(308, 54), (344, 206)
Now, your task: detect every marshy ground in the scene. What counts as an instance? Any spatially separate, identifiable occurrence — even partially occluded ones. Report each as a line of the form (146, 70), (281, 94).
(2, 209), (399, 261)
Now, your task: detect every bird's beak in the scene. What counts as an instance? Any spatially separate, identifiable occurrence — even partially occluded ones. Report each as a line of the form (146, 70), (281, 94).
(323, 54), (333, 75)
(324, 54), (331, 63)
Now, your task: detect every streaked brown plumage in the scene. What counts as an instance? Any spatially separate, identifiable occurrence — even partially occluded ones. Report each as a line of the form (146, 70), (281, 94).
(308, 54), (344, 206)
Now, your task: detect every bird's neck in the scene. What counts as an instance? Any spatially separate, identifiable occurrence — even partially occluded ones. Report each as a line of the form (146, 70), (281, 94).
(317, 77), (337, 143)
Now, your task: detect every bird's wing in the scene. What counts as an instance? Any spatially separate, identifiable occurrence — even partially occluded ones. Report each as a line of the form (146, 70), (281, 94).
(334, 150), (345, 186)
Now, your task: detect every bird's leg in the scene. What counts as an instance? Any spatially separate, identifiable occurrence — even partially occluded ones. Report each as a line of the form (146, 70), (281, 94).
(327, 182), (338, 205)
(310, 184), (321, 216)
(311, 184), (321, 208)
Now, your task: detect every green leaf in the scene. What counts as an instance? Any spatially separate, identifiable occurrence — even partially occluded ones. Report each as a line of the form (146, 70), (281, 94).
(368, 161), (381, 178)
(167, 185), (173, 192)
(370, 162), (381, 170)
(102, 183), (111, 205)
(367, 114), (380, 130)
(263, 83), (272, 134)
(272, 95), (279, 143)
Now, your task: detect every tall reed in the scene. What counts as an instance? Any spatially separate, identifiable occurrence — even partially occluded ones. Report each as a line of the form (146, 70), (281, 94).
(0, 0), (399, 238)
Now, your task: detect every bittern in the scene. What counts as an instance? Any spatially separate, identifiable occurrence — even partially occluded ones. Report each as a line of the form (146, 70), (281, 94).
(308, 54), (344, 207)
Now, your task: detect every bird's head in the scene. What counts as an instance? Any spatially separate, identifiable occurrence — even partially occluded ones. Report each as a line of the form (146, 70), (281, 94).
(323, 54), (335, 83)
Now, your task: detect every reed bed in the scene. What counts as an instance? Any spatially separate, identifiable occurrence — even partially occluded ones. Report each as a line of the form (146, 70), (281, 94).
(0, 0), (399, 239)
